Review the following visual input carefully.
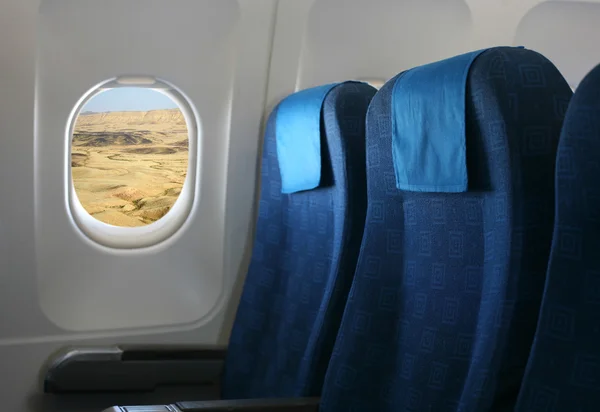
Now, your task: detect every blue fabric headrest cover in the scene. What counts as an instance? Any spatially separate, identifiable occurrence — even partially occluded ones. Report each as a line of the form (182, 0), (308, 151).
(391, 48), (489, 193)
(275, 82), (342, 194)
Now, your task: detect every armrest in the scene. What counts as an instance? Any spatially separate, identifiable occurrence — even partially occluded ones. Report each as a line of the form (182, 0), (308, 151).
(43, 345), (227, 393)
(102, 397), (321, 412)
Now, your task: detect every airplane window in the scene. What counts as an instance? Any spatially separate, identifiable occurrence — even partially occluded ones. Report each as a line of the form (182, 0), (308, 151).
(68, 79), (198, 249)
(71, 87), (189, 227)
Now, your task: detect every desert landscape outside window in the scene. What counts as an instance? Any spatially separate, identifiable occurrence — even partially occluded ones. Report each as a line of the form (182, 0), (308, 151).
(71, 87), (189, 228)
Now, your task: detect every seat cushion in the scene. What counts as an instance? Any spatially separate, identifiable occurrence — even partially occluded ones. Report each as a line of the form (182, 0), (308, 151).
(516, 64), (600, 412)
(221, 82), (376, 399)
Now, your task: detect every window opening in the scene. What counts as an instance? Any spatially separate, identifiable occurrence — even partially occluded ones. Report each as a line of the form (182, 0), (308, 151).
(68, 77), (198, 249)
(72, 86), (189, 227)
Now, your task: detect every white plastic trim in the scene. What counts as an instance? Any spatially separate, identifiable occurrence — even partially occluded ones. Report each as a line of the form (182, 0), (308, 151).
(67, 77), (199, 249)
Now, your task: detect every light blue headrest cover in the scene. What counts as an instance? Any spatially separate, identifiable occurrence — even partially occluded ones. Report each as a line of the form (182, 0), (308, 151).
(276, 82), (340, 194)
(391, 49), (488, 192)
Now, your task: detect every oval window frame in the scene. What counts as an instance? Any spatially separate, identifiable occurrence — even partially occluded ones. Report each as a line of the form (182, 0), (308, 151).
(66, 76), (199, 249)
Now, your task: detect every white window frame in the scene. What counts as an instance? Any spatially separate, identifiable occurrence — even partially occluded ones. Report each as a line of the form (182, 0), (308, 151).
(67, 76), (199, 249)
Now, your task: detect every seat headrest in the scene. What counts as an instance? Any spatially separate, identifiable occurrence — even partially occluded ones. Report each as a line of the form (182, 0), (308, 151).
(275, 82), (347, 194)
(390, 48), (492, 193)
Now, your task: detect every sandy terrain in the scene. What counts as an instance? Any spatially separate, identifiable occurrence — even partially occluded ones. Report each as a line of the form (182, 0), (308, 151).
(71, 109), (189, 227)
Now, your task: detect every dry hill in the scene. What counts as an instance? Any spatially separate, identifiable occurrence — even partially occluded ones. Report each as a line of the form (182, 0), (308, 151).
(71, 109), (189, 227)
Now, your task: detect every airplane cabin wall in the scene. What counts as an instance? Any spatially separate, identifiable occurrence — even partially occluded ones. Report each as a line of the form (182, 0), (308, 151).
(0, 0), (599, 411)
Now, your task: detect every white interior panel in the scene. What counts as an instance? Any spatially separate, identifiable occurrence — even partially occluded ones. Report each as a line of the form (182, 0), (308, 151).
(0, 0), (275, 409)
(30, 0), (270, 335)
(266, 0), (588, 111)
(298, 0), (473, 88)
(515, 1), (600, 88)
(0, 0), (40, 344)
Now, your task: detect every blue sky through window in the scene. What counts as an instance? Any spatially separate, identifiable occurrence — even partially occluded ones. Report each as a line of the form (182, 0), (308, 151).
(81, 87), (179, 113)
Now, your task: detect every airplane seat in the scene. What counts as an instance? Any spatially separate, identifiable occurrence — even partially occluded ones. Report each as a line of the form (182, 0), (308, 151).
(220, 81), (377, 400)
(515, 64), (600, 412)
(318, 47), (572, 412)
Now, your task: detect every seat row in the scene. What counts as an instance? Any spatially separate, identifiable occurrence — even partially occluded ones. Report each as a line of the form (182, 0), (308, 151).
(116, 46), (600, 412)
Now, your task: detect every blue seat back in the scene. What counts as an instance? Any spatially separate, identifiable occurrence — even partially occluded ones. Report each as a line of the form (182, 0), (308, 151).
(221, 82), (376, 399)
(516, 64), (600, 411)
(319, 47), (572, 412)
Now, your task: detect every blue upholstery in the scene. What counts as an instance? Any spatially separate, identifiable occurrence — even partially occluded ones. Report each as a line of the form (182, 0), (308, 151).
(276, 82), (339, 194)
(516, 64), (600, 412)
(221, 82), (376, 399)
(319, 47), (572, 412)
(392, 49), (486, 193)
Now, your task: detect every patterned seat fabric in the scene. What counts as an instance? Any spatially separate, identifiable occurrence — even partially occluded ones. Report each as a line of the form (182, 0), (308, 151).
(221, 83), (376, 399)
(319, 47), (572, 412)
(516, 64), (600, 412)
